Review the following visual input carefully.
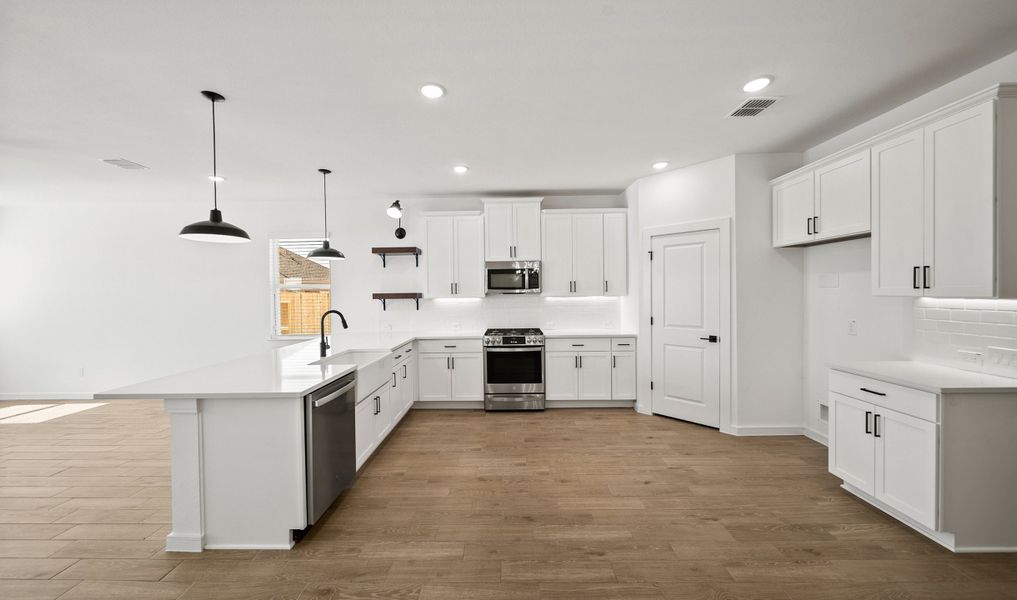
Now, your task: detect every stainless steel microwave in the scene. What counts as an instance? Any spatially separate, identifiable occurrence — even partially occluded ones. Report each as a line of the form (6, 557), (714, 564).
(485, 261), (541, 294)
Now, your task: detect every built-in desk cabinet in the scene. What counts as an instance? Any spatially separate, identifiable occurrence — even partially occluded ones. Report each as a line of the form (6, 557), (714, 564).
(827, 367), (1017, 551)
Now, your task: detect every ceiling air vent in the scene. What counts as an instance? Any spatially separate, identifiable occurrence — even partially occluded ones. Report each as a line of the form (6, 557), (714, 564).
(727, 96), (781, 117)
(102, 158), (148, 170)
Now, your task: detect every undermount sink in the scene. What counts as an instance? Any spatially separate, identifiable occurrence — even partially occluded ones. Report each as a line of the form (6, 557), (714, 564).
(312, 350), (390, 399)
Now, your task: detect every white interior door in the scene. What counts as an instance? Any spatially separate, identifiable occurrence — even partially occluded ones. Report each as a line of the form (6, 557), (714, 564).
(871, 129), (925, 296)
(425, 217), (454, 298)
(650, 229), (721, 427)
(572, 213), (604, 296)
(541, 213), (574, 296)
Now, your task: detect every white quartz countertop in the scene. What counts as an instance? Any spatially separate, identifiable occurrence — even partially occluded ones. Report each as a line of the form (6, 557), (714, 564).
(543, 329), (637, 338)
(829, 361), (1017, 394)
(95, 331), (427, 400)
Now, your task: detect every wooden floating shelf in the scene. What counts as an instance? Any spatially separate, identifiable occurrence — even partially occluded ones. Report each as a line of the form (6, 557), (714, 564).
(372, 292), (423, 311)
(371, 246), (422, 268)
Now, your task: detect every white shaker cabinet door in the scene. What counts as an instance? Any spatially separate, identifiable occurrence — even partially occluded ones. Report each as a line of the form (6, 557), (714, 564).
(572, 213), (605, 296)
(355, 398), (377, 470)
(417, 354), (452, 402)
(871, 129), (925, 296)
(545, 353), (579, 400)
(577, 353), (612, 400)
(454, 215), (485, 298)
(772, 172), (815, 247)
(374, 386), (394, 441)
(923, 101), (995, 298)
(828, 393), (876, 496)
(425, 217), (455, 298)
(814, 150), (870, 242)
(484, 203), (514, 261)
(603, 213), (627, 296)
(542, 213), (574, 296)
(611, 352), (636, 400)
(513, 202), (542, 261)
(450, 353), (483, 402)
(875, 407), (938, 530)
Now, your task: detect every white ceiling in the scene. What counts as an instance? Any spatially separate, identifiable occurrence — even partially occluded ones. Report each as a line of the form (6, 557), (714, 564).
(3, 0), (1017, 208)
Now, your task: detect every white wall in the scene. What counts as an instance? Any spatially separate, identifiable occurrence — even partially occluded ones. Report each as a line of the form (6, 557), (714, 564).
(0, 194), (624, 397)
(801, 239), (914, 440)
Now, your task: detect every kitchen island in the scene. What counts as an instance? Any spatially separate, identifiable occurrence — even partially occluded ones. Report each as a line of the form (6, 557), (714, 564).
(94, 332), (459, 552)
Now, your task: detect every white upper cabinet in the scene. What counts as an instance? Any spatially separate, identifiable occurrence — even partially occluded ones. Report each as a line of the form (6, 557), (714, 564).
(603, 213), (628, 296)
(541, 209), (627, 297)
(815, 151), (871, 241)
(772, 172), (815, 247)
(872, 99), (999, 297)
(772, 150), (871, 248)
(425, 213), (484, 298)
(483, 198), (542, 261)
(872, 129), (925, 296)
(923, 102), (995, 298)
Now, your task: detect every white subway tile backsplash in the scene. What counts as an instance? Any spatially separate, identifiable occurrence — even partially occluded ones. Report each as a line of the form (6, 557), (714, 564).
(914, 298), (1017, 378)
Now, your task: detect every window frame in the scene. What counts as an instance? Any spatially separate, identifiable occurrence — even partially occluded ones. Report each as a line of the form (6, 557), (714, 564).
(268, 235), (333, 341)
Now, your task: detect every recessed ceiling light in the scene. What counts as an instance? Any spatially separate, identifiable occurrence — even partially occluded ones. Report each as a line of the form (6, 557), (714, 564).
(420, 83), (446, 99)
(452, 165), (469, 174)
(652, 161), (669, 170)
(742, 76), (773, 93)
(208, 175), (225, 182)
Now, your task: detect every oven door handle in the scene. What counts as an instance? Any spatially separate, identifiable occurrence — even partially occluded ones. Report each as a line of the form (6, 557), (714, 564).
(485, 347), (543, 352)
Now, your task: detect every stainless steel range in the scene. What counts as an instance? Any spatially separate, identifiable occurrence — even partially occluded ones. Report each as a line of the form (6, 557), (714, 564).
(483, 327), (545, 411)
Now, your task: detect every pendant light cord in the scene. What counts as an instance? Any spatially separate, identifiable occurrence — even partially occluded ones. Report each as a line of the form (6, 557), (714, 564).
(321, 171), (328, 239)
(211, 98), (218, 211)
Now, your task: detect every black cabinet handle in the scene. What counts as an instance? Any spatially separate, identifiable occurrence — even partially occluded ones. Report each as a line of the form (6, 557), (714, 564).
(446, 357), (450, 370)
(571, 344), (585, 347)
(612, 356), (616, 368)
(913, 266), (920, 289)
(873, 414), (881, 438)
(865, 410), (872, 434)
(923, 266), (931, 289)
(860, 387), (886, 397)
(579, 356), (583, 368)
(403, 364), (407, 379)
(444, 345), (457, 348)
(807, 217), (813, 235)
(813, 215), (819, 233)
(451, 356), (455, 369)
(616, 343), (631, 346)
(574, 356), (578, 368)
(394, 354), (402, 360)
(392, 373), (397, 387)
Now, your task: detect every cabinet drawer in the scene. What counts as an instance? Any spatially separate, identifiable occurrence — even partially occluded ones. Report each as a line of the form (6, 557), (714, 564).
(829, 371), (937, 422)
(392, 342), (413, 363)
(546, 337), (611, 352)
(611, 338), (636, 351)
(417, 338), (481, 353)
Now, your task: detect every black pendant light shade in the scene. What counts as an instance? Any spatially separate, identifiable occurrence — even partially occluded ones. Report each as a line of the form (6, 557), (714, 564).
(308, 168), (345, 261)
(387, 200), (403, 219)
(179, 90), (251, 243)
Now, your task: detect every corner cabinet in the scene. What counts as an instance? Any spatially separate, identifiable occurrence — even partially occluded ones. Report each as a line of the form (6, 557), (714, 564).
(483, 198), (542, 261)
(827, 367), (1017, 552)
(541, 209), (627, 297)
(424, 212), (484, 298)
(772, 150), (871, 248)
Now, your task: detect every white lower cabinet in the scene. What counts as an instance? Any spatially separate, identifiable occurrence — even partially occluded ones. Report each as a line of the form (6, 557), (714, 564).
(355, 347), (417, 472)
(355, 394), (377, 470)
(416, 341), (483, 404)
(545, 337), (636, 402)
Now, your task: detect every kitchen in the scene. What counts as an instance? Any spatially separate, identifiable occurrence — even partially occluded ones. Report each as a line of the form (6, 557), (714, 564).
(4, 2), (1017, 599)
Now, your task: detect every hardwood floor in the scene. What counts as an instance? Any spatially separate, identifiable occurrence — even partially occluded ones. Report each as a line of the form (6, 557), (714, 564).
(2, 400), (1016, 599)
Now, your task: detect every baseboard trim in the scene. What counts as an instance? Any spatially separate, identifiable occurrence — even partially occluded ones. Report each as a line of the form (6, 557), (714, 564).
(802, 427), (829, 446)
(841, 483), (957, 552)
(412, 401), (484, 409)
(203, 541), (294, 551)
(0, 393), (93, 401)
(546, 400), (634, 409)
(726, 425), (806, 437)
(164, 533), (205, 553)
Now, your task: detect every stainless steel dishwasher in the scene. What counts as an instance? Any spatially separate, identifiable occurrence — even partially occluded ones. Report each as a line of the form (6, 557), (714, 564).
(305, 372), (356, 525)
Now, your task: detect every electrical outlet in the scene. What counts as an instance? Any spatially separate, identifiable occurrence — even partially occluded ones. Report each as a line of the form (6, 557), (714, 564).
(988, 346), (1017, 368)
(958, 349), (983, 367)
(847, 320), (858, 336)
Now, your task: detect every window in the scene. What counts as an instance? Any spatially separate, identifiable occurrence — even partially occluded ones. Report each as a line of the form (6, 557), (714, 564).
(270, 239), (332, 337)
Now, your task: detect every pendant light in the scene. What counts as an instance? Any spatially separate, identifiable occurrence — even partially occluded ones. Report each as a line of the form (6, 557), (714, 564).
(179, 91), (251, 243)
(386, 200), (403, 219)
(307, 169), (346, 260)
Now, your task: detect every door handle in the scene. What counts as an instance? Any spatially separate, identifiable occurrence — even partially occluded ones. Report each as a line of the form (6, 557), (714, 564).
(699, 335), (719, 343)
(923, 266), (931, 289)
(865, 410), (872, 434)
(873, 413), (881, 438)
(807, 217), (813, 235)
